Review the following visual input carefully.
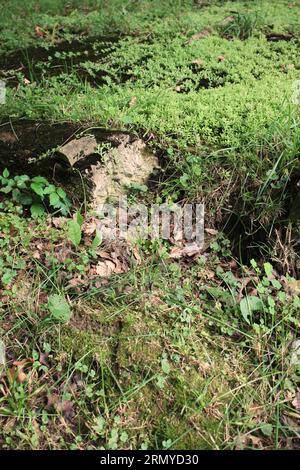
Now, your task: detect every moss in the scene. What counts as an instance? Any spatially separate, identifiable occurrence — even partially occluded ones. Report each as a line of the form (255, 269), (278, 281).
(58, 325), (114, 362)
(117, 313), (164, 372)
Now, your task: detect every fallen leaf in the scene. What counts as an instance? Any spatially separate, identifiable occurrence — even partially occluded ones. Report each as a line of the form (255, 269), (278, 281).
(83, 220), (97, 236)
(192, 59), (205, 66)
(35, 26), (45, 38)
(52, 217), (67, 229)
(96, 250), (114, 260)
(56, 400), (75, 421)
(222, 15), (235, 25)
(16, 369), (27, 383)
(39, 353), (49, 367)
(188, 28), (211, 43)
(292, 393), (300, 410)
(182, 242), (202, 257)
(170, 242), (202, 258)
(205, 228), (218, 236)
(95, 260), (116, 277)
(32, 250), (41, 259)
(235, 433), (262, 449)
(129, 96), (137, 107)
(7, 358), (35, 383)
(284, 278), (300, 294)
(202, 270), (215, 280)
(66, 276), (85, 289)
(169, 246), (184, 258)
(47, 393), (59, 408)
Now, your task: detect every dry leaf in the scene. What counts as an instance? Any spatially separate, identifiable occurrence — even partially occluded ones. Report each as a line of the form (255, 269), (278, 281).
(188, 28), (211, 43)
(129, 96), (137, 107)
(292, 393), (300, 410)
(182, 242), (202, 257)
(236, 434), (262, 449)
(169, 246), (183, 259)
(205, 228), (218, 236)
(32, 250), (41, 259)
(83, 220), (97, 235)
(95, 260), (116, 277)
(52, 217), (67, 229)
(35, 26), (45, 38)
(201, 270), (215, 280)
(192, 59), (205, 66)
(39, 353), (49, 367)
(97, 250), (114, 260)
(56, 400), (75, 421)
(222, 15), (235, 25)
(170, 242), (202, 258)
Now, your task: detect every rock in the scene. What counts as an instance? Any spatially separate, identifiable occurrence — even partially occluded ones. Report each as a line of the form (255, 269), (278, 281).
(90, 134), (159, 208)
(60, 132), (159, 207)
(59, 135), (98, 166)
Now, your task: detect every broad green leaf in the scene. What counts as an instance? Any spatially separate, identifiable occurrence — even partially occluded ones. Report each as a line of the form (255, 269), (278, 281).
(1, 270), (16, 285)
(271, 279), (282, 290)
(240, 296), (264, 324)
(261, 423), (273, 437)
(161, 358), (170, 374)
(3, 168), (9, 178)
(49, 192), (60, 207)
(264, 262), (273, 278)
(91, 229), (102, 249)
(43, 184), (56, 195)
(30, 182), (44, 197)
(48, 294), (71, 323)
(1, 185), (13, 194)
(30, 203), (45, 218)
(31, 176), (48, 184)
(57, 187), (67, 199)
(12, 188), (21, 200)
(16, 175), (30, 188)
(75, 211), (84, 227)
(68, 219), (81, 246)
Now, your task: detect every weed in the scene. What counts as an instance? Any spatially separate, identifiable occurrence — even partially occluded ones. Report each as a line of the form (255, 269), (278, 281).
(219, 13), (260, 40)
(0, 169), (71, 217)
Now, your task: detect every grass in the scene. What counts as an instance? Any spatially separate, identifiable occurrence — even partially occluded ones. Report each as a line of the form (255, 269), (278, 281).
(0, 0), (300, 450)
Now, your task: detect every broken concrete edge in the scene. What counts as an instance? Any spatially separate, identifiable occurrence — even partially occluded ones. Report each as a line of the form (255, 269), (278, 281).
(60, 132), (160, 207)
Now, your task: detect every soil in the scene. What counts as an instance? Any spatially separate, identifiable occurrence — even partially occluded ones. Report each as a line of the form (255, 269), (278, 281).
(0, 36), (120, 86)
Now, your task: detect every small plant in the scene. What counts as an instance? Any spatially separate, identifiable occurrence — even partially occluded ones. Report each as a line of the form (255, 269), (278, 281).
(0, 169), (71, 217)
(67, 211), (102, 249)
(47, 294), (72, 323)
(219, 13), (259, 40)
